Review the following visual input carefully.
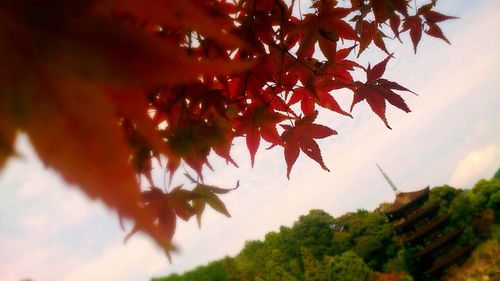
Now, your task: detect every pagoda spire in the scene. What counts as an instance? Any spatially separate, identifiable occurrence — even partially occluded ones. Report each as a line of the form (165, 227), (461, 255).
(377, 164), (401, 195)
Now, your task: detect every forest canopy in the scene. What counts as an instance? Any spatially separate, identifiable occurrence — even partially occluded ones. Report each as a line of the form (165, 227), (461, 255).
(154, 177), (500, 281)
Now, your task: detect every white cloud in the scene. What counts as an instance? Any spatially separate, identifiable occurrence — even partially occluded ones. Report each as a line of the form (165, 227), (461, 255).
(449, 144), (500, 188)
(63, 236), (166, 281)
(0, 136), (116, 281)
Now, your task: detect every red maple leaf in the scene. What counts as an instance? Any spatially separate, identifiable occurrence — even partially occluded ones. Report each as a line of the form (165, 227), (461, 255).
(402, 16), (423, 53)
(350, 56), (416, 128)
(236, 104), (287, 166)
(281, 111), (337, 178)
(296, 2), (358, 60)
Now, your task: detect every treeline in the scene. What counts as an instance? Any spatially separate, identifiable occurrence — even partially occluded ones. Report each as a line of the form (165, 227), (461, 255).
(153, 178), (499, 281)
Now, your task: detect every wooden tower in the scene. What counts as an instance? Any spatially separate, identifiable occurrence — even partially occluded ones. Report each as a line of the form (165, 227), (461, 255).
(378, 166), (472, 278)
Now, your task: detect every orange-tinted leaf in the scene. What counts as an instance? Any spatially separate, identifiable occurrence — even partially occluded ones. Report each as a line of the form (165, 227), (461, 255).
(55, 14), (248, 88)
(158, 204), (176, 246)
(105, 88), (166, 154)
(0, 94), (16, 169)
(21, 74), (167, 248)
(141, 187), (165, 204)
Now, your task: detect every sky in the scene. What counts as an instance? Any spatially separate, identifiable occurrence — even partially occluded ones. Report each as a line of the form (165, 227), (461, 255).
(1, 0), (499, 280)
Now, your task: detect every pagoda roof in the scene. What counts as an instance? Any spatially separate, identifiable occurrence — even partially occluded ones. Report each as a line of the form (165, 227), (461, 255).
(385, 187), (430, 219)
(394, 201), (440, 234)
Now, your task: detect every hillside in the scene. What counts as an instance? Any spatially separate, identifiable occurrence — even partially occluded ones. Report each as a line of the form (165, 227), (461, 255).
(153, 178), (499, 281)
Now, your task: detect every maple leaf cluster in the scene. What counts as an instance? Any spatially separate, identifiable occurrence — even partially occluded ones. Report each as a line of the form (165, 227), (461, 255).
(0, 0), (456, 255)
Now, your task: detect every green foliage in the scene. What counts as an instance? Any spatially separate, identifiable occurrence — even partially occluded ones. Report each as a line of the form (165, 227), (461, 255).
(384, 249), (414, 274)
(220, 257), (237, 281)
(428, 185), (463, 209)
(290, 210), (336, 259)
(331, 231), (352, 255)
(264, 260), (298, 281)
(443, 178), (500, 245)
(154, 178), (500, 281)
(493, 168), (500, 179)
(326, 251), (371, 281)
(152, 260), (228, 281)
(334, 210), (394, 269)
(469, 179), (500, 221)
(301, 247), (328, 281)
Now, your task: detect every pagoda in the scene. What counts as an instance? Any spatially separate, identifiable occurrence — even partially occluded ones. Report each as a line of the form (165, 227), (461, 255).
(378, 165), (472, 279)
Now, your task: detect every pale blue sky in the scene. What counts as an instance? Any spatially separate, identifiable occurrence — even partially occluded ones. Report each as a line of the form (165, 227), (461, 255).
(1, 1), (499, 280)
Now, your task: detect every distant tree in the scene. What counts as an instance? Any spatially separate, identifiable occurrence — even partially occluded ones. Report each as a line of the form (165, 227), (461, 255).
(326, 251), (371, 281)
(289, 210), (336, 259)
(334, 210), (394, 269)
(428, 185), (463, 209)
(331, 231), (353, 255)
(301, 247), (329, 281)
(469, 179), (500, 222)
(383, 249), (414, 276)
(493, 168), (500, 179)
(354, 235), (386, 264)
(152, 273), (181, 281)
(222, 257), (244, 281)
(265, 260), (297, 281)
(153, 260), (228, 281)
